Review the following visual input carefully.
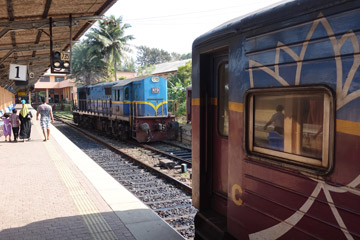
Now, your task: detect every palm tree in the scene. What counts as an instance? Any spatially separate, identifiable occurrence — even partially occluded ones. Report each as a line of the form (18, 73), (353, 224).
(86, 15), (134, 81)
(71, 41), (107, 85)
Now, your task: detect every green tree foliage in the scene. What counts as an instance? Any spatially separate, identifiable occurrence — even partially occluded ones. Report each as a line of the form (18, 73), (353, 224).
(136, 46), (171, 67)
(71, 16), (134, 84)
(176, 61), (192, 86)
(71, 41), (107, 85)
(136, 64), (156, 76)
(167, 60), (192, 116)
(86, 15), (134, 81)
(136, 46), (191, 71)
(170, 52), (191, 61)
(118, 57), (136, 72)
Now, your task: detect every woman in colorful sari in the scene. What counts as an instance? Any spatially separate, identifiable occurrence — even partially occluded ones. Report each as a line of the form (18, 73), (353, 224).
(19, 100), (32, 142)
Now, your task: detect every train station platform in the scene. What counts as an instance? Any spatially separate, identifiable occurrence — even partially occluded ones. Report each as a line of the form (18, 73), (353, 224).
(0, 104), (183, 240)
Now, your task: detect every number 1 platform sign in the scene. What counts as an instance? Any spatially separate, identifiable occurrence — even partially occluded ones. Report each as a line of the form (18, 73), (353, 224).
(9, 64), (27, 81)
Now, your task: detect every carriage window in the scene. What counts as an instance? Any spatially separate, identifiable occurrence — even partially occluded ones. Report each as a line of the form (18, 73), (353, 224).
(247, 88), (333, 170)
(218, 62), (229, 136)
(117, 90), (120, 101)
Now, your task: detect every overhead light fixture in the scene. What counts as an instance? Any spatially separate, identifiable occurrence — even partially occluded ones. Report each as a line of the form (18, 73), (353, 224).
(53, 61), (61, 67)
(51, 51), (71, 72)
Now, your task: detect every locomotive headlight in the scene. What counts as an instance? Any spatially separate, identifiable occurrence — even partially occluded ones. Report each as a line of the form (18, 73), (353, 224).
(152, 76), (159, 82)
(63, 61), (70, 68)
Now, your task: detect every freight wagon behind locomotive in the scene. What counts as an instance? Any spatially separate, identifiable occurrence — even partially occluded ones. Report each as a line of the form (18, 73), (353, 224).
(73, 76), (178, 142)
(192, 0), (360, 239)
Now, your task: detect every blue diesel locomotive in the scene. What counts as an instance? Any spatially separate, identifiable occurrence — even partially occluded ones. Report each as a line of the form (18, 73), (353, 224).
(73, 76), (178, 142)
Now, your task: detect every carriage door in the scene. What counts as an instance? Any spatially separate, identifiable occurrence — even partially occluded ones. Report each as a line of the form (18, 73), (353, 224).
(209, 54), (229, 216)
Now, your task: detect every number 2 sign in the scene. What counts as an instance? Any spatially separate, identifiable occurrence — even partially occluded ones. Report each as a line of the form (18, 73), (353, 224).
(9, 64), (27, 81)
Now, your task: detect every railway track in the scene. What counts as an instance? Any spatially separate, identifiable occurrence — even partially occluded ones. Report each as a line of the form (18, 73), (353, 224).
(57, 114), (192, 164)
(52, 115), (196, 239)
(54, 114), (193, 185)
(143, 141), (192, 163)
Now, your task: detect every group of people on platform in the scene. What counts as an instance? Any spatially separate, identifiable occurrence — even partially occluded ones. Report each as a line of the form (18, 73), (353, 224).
(1, 98), (54, 142)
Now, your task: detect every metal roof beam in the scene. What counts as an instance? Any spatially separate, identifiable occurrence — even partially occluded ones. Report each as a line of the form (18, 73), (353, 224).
(28, 69), (47, 73)
(0, 49), (14, 64)
(6, 0), (14, 21)
(42, 0), (52, 19)
(5, 82), (15, 90)
(0, 41), (69, 51)
(0, 73), (10, 87)
(0, 28), (9, 39)
(0, 70), (8, 78)
(31, 0), (52, 64)
(2, 80), (12, 88)
(0, 16), (101, 41)
(4, 56), (49, 63)
(10, 31), (17, 60)
(0, 15), (102, 29)
(18, 43), (63, 52)
(6, 0), (17, 61)
(7, 52), (49, 58)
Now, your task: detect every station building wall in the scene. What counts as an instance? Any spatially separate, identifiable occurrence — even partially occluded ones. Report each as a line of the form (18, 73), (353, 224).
(0, 87), (15, 113)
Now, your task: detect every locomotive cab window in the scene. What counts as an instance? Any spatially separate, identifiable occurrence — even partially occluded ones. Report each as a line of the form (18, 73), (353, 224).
(246, 87), (333, 171)
(125, 87), (129, 100)
(105, 87), (111, 95)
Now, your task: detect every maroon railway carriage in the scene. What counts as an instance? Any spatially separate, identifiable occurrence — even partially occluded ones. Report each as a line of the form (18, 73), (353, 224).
(191, 0), (360, 239)
(186, 85), (192, 123)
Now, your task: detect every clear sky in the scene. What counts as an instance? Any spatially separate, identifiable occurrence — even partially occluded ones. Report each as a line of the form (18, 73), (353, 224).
(105, 0), (283, 55)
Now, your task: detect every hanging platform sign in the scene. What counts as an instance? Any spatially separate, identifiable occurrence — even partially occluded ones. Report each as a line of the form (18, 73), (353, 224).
(9, 64), (27, 81)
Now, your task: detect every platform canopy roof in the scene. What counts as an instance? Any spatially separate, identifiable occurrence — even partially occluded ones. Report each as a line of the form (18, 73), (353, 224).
(0, 0), (117, 93)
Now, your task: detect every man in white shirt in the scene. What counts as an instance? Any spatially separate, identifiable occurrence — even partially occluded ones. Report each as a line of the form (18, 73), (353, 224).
(36, 97), (54, 141)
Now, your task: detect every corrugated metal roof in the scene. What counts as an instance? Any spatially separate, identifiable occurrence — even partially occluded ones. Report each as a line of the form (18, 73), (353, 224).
(92, 81), (120, 88)
(0, 0), (117, 92)
(152, 59), (191, 74)
(113, 76), (149, 87)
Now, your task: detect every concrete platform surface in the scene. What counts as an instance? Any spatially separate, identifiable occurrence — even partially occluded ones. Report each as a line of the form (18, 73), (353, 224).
(0, 104), (184, 240)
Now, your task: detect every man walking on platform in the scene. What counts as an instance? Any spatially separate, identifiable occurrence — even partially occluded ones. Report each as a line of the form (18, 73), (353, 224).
(36, 97), (54, 141)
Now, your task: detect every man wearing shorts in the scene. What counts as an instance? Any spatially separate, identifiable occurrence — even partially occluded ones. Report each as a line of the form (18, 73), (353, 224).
(36, 97), (54, 141)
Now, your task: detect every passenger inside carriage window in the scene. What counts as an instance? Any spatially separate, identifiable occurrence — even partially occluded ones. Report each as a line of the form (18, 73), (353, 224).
(264, 105), (284, 135)
(261, 104), (284, 151)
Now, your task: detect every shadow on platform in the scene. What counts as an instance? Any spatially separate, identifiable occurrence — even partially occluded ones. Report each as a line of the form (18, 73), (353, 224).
(0, 211), (131, 240)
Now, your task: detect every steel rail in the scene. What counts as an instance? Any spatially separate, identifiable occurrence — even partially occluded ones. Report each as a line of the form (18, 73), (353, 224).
(131, 140), (192, 165)
(161, 140), (192, 151)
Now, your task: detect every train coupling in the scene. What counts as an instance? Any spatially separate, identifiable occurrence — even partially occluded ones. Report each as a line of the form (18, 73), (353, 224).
(154, 122), (166, 131)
